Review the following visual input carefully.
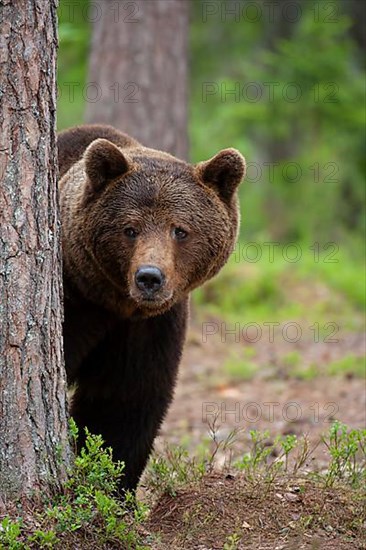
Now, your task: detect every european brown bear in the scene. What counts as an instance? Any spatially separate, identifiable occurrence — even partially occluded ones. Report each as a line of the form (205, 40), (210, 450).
(57, 124), (245, 492)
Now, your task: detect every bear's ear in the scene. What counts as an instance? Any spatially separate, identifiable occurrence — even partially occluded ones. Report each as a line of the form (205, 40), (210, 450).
(196, 148), (245, 202)
(84, 138), (130, 191)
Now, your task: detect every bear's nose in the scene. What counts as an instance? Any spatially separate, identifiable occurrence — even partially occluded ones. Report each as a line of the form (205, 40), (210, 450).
(135, 265), (165, 295)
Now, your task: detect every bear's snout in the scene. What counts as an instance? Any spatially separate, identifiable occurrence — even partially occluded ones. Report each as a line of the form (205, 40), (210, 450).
(135, 265), (165, 297)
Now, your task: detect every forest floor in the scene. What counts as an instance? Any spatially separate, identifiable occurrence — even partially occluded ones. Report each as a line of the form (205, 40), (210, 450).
(141, 320), (365, 550)
(142, 260), (366, 549)
(156, 320), (365, 470)
(145, 473), (365, 550)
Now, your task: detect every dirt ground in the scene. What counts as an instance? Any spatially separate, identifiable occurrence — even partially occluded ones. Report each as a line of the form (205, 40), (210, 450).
(146, 320), (365, 549)
(156, 320), (365, 468)
(147, 473), (365, 550)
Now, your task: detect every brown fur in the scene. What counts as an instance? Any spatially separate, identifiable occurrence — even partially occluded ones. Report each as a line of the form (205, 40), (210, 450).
(58, 124), (245, 493)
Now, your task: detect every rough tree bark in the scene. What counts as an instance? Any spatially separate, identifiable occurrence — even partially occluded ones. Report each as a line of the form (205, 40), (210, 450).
(0, 0), (70, 501)
(85, 0), (189, 160)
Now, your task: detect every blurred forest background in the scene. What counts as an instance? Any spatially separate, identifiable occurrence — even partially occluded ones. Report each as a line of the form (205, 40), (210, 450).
(57, 0), (365, 324)
(0, 3), (364, 546)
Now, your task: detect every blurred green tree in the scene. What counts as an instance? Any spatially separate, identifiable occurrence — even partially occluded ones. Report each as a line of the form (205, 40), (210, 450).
(58, 0), (365, 244)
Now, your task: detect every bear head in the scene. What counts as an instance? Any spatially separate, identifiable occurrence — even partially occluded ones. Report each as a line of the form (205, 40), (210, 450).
(61, 138), (245, 318)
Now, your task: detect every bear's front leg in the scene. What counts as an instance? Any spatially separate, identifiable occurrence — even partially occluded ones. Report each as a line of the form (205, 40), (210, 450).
(70, 300), (188, 493)
(71, 377), (178, 492)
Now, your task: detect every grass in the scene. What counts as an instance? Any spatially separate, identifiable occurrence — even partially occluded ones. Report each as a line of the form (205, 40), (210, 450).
(1, 422), (365, 548)
(287, 362), (320, 380)
(192, 241), (365, 329)
(223, 351), (258, 382)
(321, 421), (366, 488)
(282, 350), (301, 368)
(327, 354), (366, 378)
(192, 241), (365, 389)
(223, 533), (241, 550)
(145, 423), (366, 549)
(274, 353), (365, 381)
(145, 446), (206, 498)
(148, 422), (366, 503)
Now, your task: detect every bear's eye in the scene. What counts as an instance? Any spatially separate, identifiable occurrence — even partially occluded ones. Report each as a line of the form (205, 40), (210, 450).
(124, 227), (138, 239)
(172, 227), (188, 241)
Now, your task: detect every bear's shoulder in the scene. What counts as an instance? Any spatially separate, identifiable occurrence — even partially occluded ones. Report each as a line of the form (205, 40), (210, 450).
(57, 124), (140, 177)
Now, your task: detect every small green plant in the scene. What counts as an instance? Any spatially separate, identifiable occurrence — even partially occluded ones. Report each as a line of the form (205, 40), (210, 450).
(235, 429), (274, 476)
(232, 424), (366, 491)
(0, 518), (23, 550)
(205, 419), (243, 471)
(223, 351), (258, 382)
(146, 445), (207, 496)
(282, 354), (322, 381)
(0, 424), (148, 549)
(280, 434), (298, 471)
(30, 529), (59, 548)
(223, 532), (241, 550)
(322, 421), (366, 487)
(68, 416), (79, 447)
(234, 430), (316, 483)
(291, 362), (319, 381)
(47, 427), (148, 547)
(243, 346), (256, 359)
(68, 427), (125, 494)
(327, 355), (366, 378)
(282, 351), (301, 368)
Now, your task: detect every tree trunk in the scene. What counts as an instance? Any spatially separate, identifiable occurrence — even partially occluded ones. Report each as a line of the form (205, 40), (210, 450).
(0, 0), (71, 501)
(85, 0), (189, 160)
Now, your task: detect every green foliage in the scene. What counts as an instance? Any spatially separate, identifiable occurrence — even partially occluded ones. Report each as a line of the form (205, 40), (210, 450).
(29, 530), (58, 549)
(232, 424), (366, 490)
(190, 0), (365, 242)
(57, 0), (365, 244)
(223, 532), (241, 550)
(280, 353), (365, 381)
(282, 351), (301, 368)
(327, 354), (365, 378)
(0, 427), (148, 549)
(290, 362), (319, 381)
(146, 445), (207, 497)
(68, 428), (125, 495)
(193, 255), (289, 323)
(46, 428), (147, 546)
(223, 352), (258, 381)
(57, 0), (90, 130)
(0, 518), (24, 550)
(322, 421), (366, 488)
(234, 429), (274, 475)
(296, 241), (366, 308)
(234, 429), (303, 479)
(193, 243), (364, 329)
